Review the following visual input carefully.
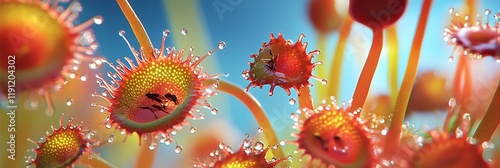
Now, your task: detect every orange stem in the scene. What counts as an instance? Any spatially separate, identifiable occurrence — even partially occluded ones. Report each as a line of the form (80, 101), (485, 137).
(466, 0), (477, 21)
(386, 25), (399, 107)
(299, 86), (314, 111)
(461, 58), (472, 121)
(473, 82), (500, 142)
(327, 17), (354, 99)
(453, 56), (465, 99)
(350, 29), (383, 112)
(116, 0), (153, 58)
(449, 56), (472, 132)
(134, 143), (156, 168)
(204, 79), (285, 158)
(463, 61), (471, 106)
(383, 0), (433, 157)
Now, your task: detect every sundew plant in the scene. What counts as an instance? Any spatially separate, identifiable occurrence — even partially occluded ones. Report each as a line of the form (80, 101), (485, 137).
(1, 0), (500, 168)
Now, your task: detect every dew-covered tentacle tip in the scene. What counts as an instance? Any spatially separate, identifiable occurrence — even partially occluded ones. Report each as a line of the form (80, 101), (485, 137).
(444, 8), (500, 62)
(93, 28), (225, 150)
(26, 114), (100, 168)
(243, 33), (324, 96)
(289, 97), (375, 168)
(195, 130), (290, 168)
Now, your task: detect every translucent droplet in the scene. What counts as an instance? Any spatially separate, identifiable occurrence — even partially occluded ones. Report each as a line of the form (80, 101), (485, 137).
(90, 43), (98, 50)
(181, 28), (188, 35)
(257, 127), (263, 133)
(382, 160), (391, 167)
(171, 130), (177, 135)
(79, 74), (88, 81)
(280, 140), (285, 145)
(244, 147), (252, 154)
(25, 156), (34, 164)
(378, 118), (385, 124)
(448, 98), (456, 108)
(218, 41), (226, 50)
(163, 29), (170, 37)
(290, 113), (299, 122)
(105, 121), (112, 129)
(494, 13), (500, 19)
(485, 9), (492, 15)
(66, 98), (74, 107)
(175, 146), (183, 153)
(448, 56), (454, 62)
(190, 127), (197, 133)
(496, 57), (500, 63)
(164, 138), (172, 145)
(455, 127), (464, 138)
(93, 16), (103, 25)
(449, 8), (454, 14)
(374, 148), (382, 156)
(482, 141), (495, 149)
(241, 70), (250, 79)
(443, 36), (450, 41)
(68, 117), (73, 122)
(119, 30), (125, 36)
(289, 98), (296, 105)
(107, 134), (115, 143)
(149, 143), (157, 150)
(467, 137), (478, 144)
(321, 79), (327, 85)
(211, 108), (218, 115)
(89, 63), (98, 69)
(218, 143), (225, 150)
(381, 128), (389, 135)
(39, 136), (46, 143)
(254, 141), (264, 150)
(463, 113), (471, 121)
(243, 139), (251, 148)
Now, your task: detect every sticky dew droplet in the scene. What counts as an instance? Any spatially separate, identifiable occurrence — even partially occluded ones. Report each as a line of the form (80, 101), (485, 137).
(175, 146), (183, 153)
(107, 134), (115, 143)
(289, 98), (296, 105)
(181, 28), (188, 36)
(66, 98), (74, 107)
(218, 41), (226, 50)
(93, 16), (103, 25)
